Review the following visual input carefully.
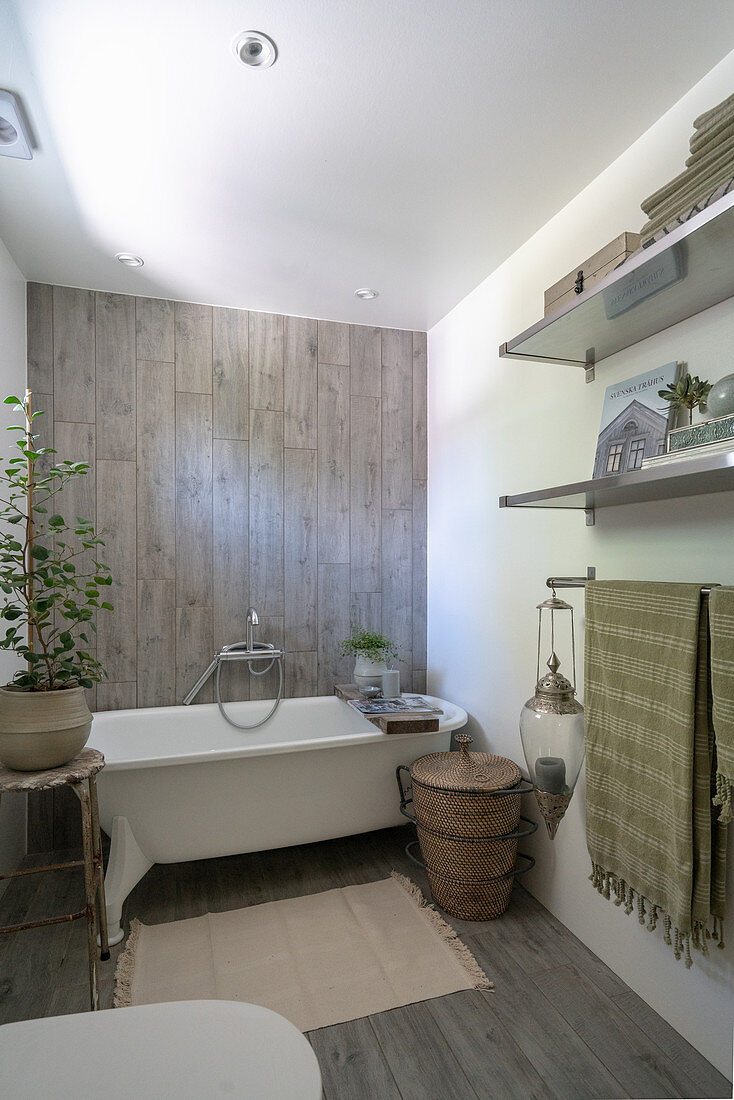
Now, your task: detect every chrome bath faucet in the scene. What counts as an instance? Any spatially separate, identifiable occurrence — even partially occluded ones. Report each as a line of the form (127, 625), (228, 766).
(246, 606), (259, 651)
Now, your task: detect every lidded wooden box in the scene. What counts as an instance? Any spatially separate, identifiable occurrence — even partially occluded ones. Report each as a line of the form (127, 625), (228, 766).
(544, 230), (641, 315)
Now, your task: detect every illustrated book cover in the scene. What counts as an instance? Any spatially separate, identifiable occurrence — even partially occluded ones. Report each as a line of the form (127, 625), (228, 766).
(592, 362), (679, 479)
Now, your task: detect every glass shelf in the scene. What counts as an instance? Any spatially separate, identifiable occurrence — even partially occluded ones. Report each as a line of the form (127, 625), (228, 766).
(499, 192), (734, 379)
(499, 448), (734, 524)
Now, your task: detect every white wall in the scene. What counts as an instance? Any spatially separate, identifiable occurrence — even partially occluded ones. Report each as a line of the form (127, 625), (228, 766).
(429, 51), (734, 1076)
(0, 236), (27, 887)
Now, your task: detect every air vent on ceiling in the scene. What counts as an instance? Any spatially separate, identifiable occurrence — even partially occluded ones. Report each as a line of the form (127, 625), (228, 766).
(0, 91), (33, 161)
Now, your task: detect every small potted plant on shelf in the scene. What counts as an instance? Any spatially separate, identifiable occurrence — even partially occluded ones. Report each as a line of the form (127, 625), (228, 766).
(339, 627), (400, 689)
(0, 392), (113, 771)
(658, 373), (712, 426)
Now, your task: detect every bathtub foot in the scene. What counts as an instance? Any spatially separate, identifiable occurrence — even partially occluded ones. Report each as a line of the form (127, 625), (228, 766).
(104, 815), (154, 945)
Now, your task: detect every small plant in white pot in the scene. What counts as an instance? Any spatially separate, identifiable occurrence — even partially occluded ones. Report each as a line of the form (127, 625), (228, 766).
(339, 627), (399, 689)
(0, 392), (113, 771)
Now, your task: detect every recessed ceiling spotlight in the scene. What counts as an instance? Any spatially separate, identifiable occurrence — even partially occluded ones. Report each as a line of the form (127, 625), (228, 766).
(115, 252), (144, 268)
(354, 288), (379, 300)
(233, 31), (278, 69)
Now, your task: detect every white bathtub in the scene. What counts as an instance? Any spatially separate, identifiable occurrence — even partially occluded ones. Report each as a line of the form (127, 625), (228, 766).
(90, 694), (467, 943)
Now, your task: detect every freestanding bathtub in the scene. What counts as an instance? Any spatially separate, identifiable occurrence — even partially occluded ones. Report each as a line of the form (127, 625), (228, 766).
(90, 694), (467, 943)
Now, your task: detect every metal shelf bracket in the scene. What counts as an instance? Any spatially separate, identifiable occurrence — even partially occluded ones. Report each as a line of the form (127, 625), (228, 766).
(585, 507), (595, 526)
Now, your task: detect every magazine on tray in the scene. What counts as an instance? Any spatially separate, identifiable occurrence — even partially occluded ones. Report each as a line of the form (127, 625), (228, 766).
(348, 694), (443, 716)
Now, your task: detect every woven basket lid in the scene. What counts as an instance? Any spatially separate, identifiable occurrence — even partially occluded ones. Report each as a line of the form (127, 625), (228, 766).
(410, 734), (522, 792)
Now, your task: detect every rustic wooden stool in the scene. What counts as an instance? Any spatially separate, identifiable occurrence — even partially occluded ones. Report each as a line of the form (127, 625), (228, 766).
(0, 748), (110, 1010)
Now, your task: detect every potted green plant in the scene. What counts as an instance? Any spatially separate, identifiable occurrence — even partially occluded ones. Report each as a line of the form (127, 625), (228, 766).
(658, 373), (712, 426)
(0, 392), (113, 771)
(339, 627), (400, 689)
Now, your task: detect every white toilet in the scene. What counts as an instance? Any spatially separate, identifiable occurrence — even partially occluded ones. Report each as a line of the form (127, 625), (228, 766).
(0, 1000), (323, 1099)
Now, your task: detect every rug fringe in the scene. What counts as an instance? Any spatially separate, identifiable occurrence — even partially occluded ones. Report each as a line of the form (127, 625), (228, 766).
(390, 871), (493, 991)
(113, 917), (143, 1008)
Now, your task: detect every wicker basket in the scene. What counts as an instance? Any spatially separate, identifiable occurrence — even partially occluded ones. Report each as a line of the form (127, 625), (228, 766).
(397, 733), (535, 920)
(415, 817), (535, 882)
(424, 856), (535, 921)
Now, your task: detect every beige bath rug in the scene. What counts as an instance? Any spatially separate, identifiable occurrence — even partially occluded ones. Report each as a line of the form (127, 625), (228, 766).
(114, 872), (491, 1031)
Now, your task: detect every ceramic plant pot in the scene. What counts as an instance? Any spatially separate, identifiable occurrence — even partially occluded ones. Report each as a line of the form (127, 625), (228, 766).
(706, 372), (734, 420)
(0, 685), (93, 771)
(353, 655), (389, 689)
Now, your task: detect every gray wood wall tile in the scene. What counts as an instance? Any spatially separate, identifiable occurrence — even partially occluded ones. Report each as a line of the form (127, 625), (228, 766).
(28, 285), (427, 722)
(382, 509), (413, 691)
(213, 306), (249, 440)
(382, 328), (413, 510)
(317, 320), (350, 365)
(175, 606), (214, 704)
(350, 592), (381, 634)
(284, 651), (318, 698)
(95, 293), (136, 461)
(27, 283), (53, 393)
(284, 316), (317, 449)
(96, 459), (137, 682)
(137, 361), (175, 580)
(250, 312), (283, 411)
(284, 448), (317, 652)
(213, 438), (250, 702)
(412, 670), (427, 694)
(97, 682), (137, 711)
(413, 331), (428, 482)
(175, 391), (213, 608)
(31, 392), (53, 477)
(350, 396), (381, 592)
(175, 302), (212, 393)
(137, 579), (175, 707)
(136, 297), (174, 362)
(350, 325), (381, 398)
(249, 409), (284, 616)
(53, 287), (95, 423)
(318, 564), (351, 694)
(318, 363), (350, 564)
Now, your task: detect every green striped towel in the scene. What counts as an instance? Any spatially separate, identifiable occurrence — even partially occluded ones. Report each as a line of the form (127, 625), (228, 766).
(710, 588), (734, 825)
(585, 582), (728, 968)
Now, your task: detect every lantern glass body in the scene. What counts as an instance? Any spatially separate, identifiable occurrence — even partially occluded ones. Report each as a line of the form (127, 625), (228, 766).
(519, 701), (585, 795)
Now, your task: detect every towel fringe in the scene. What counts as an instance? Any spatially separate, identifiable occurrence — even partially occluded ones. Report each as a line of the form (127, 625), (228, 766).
(713, 771), (733, 825)
(589, 862), (725, 971)
(390, 872), (493, 991)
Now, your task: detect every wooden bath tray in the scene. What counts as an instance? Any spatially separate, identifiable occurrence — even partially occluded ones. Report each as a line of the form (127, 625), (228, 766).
(334, 685), (440, 735)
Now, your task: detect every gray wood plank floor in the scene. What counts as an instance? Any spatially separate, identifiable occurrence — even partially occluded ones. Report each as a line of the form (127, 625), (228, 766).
(0, 826), (730, 1099)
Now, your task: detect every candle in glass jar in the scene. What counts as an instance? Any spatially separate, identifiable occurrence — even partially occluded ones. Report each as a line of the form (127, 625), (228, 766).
(535, 756), (566, 794)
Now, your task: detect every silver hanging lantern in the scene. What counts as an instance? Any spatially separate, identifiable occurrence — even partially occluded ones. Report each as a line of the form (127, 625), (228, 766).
(519, 591), (585, 839)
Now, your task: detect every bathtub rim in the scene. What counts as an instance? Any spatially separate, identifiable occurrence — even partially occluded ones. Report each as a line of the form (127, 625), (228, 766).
(90, 694), (468, 772)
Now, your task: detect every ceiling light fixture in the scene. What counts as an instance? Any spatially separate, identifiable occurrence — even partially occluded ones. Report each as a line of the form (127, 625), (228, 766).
(354, 288), (379, 300)
(233, 31), (278, 69)
(115, 252), (144, 268)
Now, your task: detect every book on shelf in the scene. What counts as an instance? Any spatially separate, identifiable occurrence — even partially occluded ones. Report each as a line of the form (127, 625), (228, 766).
(348, 694), (444, 716)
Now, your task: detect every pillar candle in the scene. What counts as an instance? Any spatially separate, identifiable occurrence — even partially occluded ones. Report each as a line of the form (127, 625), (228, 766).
(535, 756), (566, 794)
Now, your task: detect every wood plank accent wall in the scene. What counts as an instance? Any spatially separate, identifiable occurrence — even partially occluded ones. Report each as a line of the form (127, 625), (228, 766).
(26, 284), (428, 725)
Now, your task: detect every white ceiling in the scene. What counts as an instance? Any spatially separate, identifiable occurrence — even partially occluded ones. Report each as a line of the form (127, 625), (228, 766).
(1, 0), (734, 331)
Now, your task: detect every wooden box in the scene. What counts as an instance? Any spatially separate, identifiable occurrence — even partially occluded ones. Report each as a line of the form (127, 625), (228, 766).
(543, 231), (642, 316)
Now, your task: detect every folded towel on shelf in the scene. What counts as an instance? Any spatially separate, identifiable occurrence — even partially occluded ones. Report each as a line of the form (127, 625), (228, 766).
(693, 91), (734, 136)
(585, 581), (728, 967)
(687, 119), (734, 163)
(640, 177), (734, 248)
(710, 587), (734, 825)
